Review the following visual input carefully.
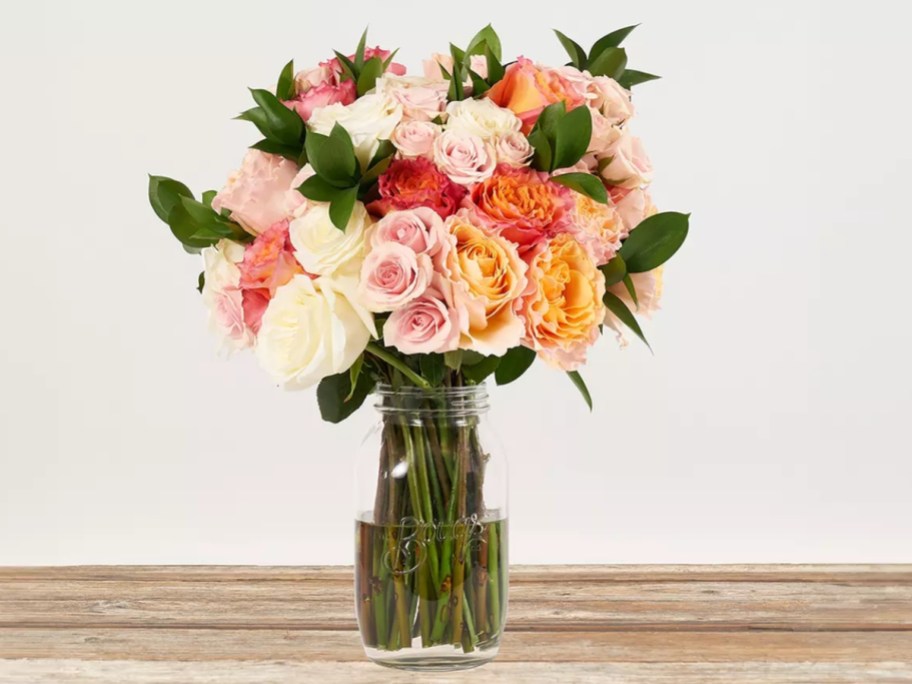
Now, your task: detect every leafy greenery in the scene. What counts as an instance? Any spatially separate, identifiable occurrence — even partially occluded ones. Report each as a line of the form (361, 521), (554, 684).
(462, 355), (500, 384)
(528, 103), (595, 174)
(275, 60), (295, 101)
(297, 123), (395, 230)
(600, 254), (627, 286)
(495, 346), (536, 386)
(552, 172), (608, 204)
(439, 24), (507, 101)
(332, 29), (397, 97)
(603, 291), (650, 350)
(148, 175), (251, 252)
(619, 212), (690, 273)
(317, 368), (376, 423)
(567, 371), (593, 410)
(552, 24), (660, 89)
(236, 83), (307, 164)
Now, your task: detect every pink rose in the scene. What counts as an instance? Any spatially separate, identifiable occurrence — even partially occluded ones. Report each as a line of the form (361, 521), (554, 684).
(390, 120), (441, 158)
(613, 187), (656, 233)
(433, 131), (496, 186)
(599, 134), (653, 189)
(378, 76), (448, 121)
(370, 208), (447, 261)
(494, 131), (534, 167)
(589, 77), (634, 124)
(324, 47), (406, 82)
(383, 278), (465, 354)
(359, 242), (434, 313)
(284, 80), (356, 122)
(588, 108), (623, 157)
(285, 165), (315, 218)
(295, 65), (334, 91)
(211, 150), (299, 235)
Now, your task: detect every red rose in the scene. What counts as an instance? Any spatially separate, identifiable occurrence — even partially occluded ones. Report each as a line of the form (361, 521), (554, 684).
(368, 158), (467, 219)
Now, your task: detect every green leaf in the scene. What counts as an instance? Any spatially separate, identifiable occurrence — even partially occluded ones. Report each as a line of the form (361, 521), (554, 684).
(382, 49), (400, 71)
(495, 346), (536, 386)
(361, 156), (392, 185)
(535, 101), (566, 138)
(305, 124), (358, 186)
(357, 56), (385, 96)
(329, 186), (359, 231)
(462, 355), (500, 384)
(276, 59), (295, 100)
(588, 47), (627, 80)
(467, 24), (502, 61)
(623, 273), (639, 309)
(468, 68), (489, 96)
(196, 271), (205, 294)
(485, 44), (506, 84)
(618, 69), (661, 89)
(250, 138), (302, 161)
(450, 42), (467, 65)
(552, 173), (608, 204)
(567, 370), (593, 410)
(148, 175), (193, 224)
(368, 139), (396, 169)
(165, 202), (215, 250)
(201, 190), (217, 207)
(180, 197), (249, 242)
(600, 254), (627, 286)
(419, 354), (447, 387)
(333, 51), (357, 82)
(589, 24), (639, 59)
(619, 211), (690, 272)
(248, 88), (304, 145)
(354, 27), (369, 70)
(298, 175), (343, 202)
(604, 291), (650, 349)
(553, 105), (592, 170)
(444, 350), (464, 372)
(554, 30), (587, 69)
(346, 355), (365, 402)
(317, 368), (375, 424)
(527, 130), (553, 173)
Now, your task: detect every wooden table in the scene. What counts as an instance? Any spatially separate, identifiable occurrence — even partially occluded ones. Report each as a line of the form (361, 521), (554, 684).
(1, 565), (911, 682)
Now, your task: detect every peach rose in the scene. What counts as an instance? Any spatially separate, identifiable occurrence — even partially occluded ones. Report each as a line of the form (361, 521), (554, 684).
(442, 210), (528, 355)
(589, 77), (634, 125)
(211, 150), (299, 235)
(467, 164), (574, 249)
(520, 233), (606, 370)
(359, 242), (433, 313)
(486, 58), (588, 133)
(599, 133), (653, 189)
(383, 276), (467, 354)
(390, 120), (441, 158)
(613, 187), (657, 233)
(604, 268), (663, 346)
(433, 130), (497, 186)
(567, 193), (628, 265)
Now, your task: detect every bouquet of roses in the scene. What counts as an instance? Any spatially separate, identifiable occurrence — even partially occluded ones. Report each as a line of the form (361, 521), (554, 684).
(148, 24), (688, 420)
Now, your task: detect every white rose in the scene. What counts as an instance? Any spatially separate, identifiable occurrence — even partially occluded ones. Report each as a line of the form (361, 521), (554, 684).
(308, 93), (403, 168)
(201, 239), (255, 353)
(444, 99), (522, 141)
(390, 120), (441, 158)
(494, 131), (534, 167)
(255, 274), (374, 389)
(433, 130), (496, 186)
(375, 75), (448, 121)
(289, 201), (371, 277)
(599, 133), (653, 189)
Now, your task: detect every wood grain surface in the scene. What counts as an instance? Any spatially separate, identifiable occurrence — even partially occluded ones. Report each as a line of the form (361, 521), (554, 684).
(1, 565), (910, 682)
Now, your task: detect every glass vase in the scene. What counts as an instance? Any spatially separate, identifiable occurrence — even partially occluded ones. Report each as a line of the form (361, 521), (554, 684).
(354, 383), (508, 671)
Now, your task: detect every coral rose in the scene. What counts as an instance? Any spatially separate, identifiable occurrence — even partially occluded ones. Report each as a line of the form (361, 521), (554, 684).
(467, 164), (574, 249)
(368, 158), (467, 219)
(442, 210), (528, 355)
(486, 58), (588, 133)
(211, 150), (299, 236)
(520, 233), (606, 370)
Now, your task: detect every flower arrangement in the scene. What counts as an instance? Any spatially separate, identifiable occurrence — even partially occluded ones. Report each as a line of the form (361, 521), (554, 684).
(148, 24), (689, 419)
(148, 24), (689, 669)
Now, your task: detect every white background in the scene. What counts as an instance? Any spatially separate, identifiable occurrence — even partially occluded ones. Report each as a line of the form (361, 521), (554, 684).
(1, 0), (910, 565)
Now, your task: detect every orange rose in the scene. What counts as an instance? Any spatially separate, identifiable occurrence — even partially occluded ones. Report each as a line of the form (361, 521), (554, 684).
(469, 165), (573, 249)
(487, 58), (588, 133)
(520, 233), (605, 370)
(443, 210), (528, 355)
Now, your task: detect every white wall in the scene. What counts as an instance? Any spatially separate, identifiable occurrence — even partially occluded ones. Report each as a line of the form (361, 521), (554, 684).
(1, 0), (910, 565)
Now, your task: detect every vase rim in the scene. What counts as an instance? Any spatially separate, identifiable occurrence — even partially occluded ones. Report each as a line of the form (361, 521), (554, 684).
(373, 383), (490, 414)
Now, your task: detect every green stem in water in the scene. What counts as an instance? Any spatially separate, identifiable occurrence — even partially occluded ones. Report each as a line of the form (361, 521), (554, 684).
(488, 521), (501, 636)
(366, 343), (431, 389)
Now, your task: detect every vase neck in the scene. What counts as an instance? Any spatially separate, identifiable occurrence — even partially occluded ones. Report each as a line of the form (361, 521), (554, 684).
(373, 384), (489, 418)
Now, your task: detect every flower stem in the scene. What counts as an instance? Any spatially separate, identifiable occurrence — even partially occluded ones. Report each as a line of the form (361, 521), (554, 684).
(366, 343), (431, 389)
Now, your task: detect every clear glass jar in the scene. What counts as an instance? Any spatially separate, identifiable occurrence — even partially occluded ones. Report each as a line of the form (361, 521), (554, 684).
(355, 383), (508, 671)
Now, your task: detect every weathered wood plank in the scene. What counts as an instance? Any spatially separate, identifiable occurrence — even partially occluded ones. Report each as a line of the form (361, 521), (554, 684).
(2, 659), (911, 684)
(2, 628), (912, 663)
